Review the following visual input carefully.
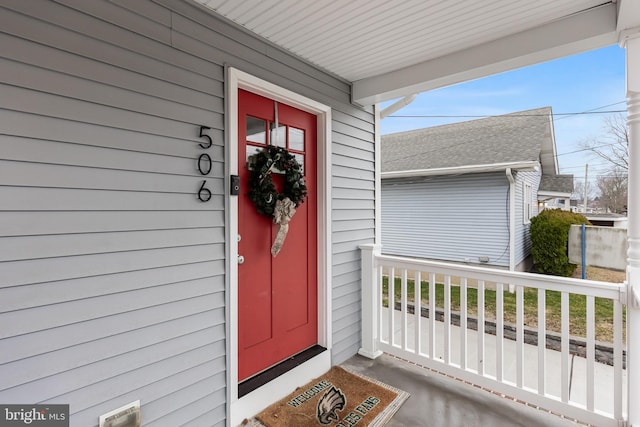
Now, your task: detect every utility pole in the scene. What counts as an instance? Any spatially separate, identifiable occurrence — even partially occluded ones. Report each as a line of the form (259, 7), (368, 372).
(583, 164), (588, 213)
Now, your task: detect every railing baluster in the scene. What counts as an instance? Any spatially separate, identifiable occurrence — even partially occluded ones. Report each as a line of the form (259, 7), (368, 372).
(516, 284), (524, 388)
(496, 282), (504, 382)
(415, 271), (422, 355)
(537, 288), (546, 395)
(586, 295), (595, 411)
(444, 275), (451, 364)
(477, 280), (485, 376)
(401, 268), (408, 350)
(614, 299), (623, 420)
(460, 277), (468, 370)
(561, 291), (570, 403)
(429, 272), (436, 360)
(389, 267), (395, 347)
(378, 265), (384, 345)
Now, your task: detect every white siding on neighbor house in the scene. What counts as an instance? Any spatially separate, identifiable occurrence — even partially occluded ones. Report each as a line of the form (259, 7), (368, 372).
(514, 170), (541, 266)
(381, 172), (510, 268)
(0, 0), (374, 425)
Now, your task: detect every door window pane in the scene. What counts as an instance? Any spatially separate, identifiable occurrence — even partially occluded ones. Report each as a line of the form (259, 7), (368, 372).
(246, 117), (266, 144)
(289, 127), (305, 151)
(246, 145), (263, 169)
(270, 122), (286, 147)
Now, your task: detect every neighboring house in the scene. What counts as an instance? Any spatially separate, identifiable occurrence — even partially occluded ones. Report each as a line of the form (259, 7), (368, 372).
(538, 174), (574, 210)
(570, 199), (599, 214)
(381, 108), (573, 271)
(584, 213), (628, 228)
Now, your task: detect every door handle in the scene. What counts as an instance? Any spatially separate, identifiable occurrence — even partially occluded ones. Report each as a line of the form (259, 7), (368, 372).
(238, 255), (245, 265)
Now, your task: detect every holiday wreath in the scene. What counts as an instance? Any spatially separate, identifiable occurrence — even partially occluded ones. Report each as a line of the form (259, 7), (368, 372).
(247, 145), (307, 256)
(248, 145), (307, 217)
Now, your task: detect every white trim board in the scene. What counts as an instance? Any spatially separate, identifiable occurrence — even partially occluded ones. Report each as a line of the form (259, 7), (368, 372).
(381, 161), (541, 179)
(225, 67), (333, 426)
(229, 351), (330, 427)
(538, 191), (572, 198)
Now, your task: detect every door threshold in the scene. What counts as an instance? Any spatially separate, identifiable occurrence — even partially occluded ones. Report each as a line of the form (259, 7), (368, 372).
(239, 345), (326, 398)
(230, 347), (330, 426)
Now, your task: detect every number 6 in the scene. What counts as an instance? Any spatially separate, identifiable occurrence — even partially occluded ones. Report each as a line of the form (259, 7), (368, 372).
(198, 180), (212, 202)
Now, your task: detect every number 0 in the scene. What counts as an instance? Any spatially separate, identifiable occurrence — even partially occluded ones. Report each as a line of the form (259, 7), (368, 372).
(198, 153), (212, 175)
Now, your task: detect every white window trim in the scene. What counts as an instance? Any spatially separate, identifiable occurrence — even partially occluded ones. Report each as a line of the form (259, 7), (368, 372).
(523, 182), (533, 224)
(225, 67), (332, 426)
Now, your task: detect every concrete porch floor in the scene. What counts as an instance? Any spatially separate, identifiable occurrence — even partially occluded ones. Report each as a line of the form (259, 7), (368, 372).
(341, 353), (580, 427)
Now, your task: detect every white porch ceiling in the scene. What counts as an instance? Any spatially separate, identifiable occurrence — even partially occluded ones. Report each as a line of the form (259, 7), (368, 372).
(193, 1), (629, 105)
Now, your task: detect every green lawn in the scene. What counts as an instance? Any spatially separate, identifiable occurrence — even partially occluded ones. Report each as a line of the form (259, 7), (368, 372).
(382, 276), (622, 342)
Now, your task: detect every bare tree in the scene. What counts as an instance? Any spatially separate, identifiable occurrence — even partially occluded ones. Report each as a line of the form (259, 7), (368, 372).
(579, 114), (628, 213)
(571, 179), (584, 201)
(580, 113), (629, 171)
(596, 168), (628, 214)
(571, 179), (596, 202)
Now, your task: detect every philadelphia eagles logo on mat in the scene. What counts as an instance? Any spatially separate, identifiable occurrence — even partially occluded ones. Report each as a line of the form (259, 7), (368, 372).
(316, 386), (346, 425)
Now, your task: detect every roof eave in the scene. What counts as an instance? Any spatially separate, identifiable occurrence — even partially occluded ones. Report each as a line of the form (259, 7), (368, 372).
(538, 190), (572, 199)
(381, 161), (540, 179)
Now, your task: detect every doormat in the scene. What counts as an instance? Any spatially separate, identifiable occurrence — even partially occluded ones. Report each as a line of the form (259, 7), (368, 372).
(255, 366), (409, 427)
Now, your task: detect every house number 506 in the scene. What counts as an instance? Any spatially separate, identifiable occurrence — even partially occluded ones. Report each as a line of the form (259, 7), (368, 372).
(197, 126), (212, 202)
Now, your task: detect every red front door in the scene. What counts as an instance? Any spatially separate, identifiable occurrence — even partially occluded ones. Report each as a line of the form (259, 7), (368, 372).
(238, 89), (318, 381)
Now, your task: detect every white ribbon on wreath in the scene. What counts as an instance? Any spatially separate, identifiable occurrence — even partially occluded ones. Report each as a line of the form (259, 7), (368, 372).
(271, 197), (296, 256)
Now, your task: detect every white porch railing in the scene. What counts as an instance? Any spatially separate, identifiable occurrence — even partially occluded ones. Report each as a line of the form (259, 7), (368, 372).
(360, 244), (627, 427)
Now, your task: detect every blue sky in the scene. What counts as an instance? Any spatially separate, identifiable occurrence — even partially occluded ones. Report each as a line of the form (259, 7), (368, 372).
(380, 45), (627, 187)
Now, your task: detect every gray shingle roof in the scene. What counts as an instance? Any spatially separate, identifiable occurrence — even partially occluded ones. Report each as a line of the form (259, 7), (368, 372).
(539, 174), (574, 194)
(382, 107), (553, 173)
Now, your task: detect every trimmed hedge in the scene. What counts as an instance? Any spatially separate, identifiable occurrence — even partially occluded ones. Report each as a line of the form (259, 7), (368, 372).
(530, 209), (590, 277)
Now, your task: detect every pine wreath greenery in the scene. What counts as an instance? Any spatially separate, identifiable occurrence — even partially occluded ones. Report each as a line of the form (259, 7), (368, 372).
(248, 145), (307, 217)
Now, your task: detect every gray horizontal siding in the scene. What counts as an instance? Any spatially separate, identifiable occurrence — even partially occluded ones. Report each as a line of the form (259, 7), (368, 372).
(330, 129), (374, 363)
(382, 172), (510, 267)
(329, 122), (375, 364)
(0, 0), (375, 424)
(0, 211), (224, 236)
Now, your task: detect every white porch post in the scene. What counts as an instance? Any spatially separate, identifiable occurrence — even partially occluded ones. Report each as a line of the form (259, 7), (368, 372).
(359, 243), (383, 359)
(625, 35), (640, 427)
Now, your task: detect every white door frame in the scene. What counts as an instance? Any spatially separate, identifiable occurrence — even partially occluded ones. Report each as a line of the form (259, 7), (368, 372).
(225, 67), (332, 426)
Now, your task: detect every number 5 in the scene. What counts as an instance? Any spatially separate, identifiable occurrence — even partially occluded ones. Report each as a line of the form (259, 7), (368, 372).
(199, 126), (212, 149)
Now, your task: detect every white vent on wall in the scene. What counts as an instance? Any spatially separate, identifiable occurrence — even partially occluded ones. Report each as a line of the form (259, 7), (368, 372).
(99, 401), (141, 427)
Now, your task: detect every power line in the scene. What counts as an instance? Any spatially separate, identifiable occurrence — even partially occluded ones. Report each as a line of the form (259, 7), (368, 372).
(563, 165), (612, 173)
(556, 141), (624, 157)
(564, 167), (609, 173)
(553, 101), (627, 121)
(570, 173), (628, 179)
(387, 109), (626, 119)
(592, 101), (627, 109)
